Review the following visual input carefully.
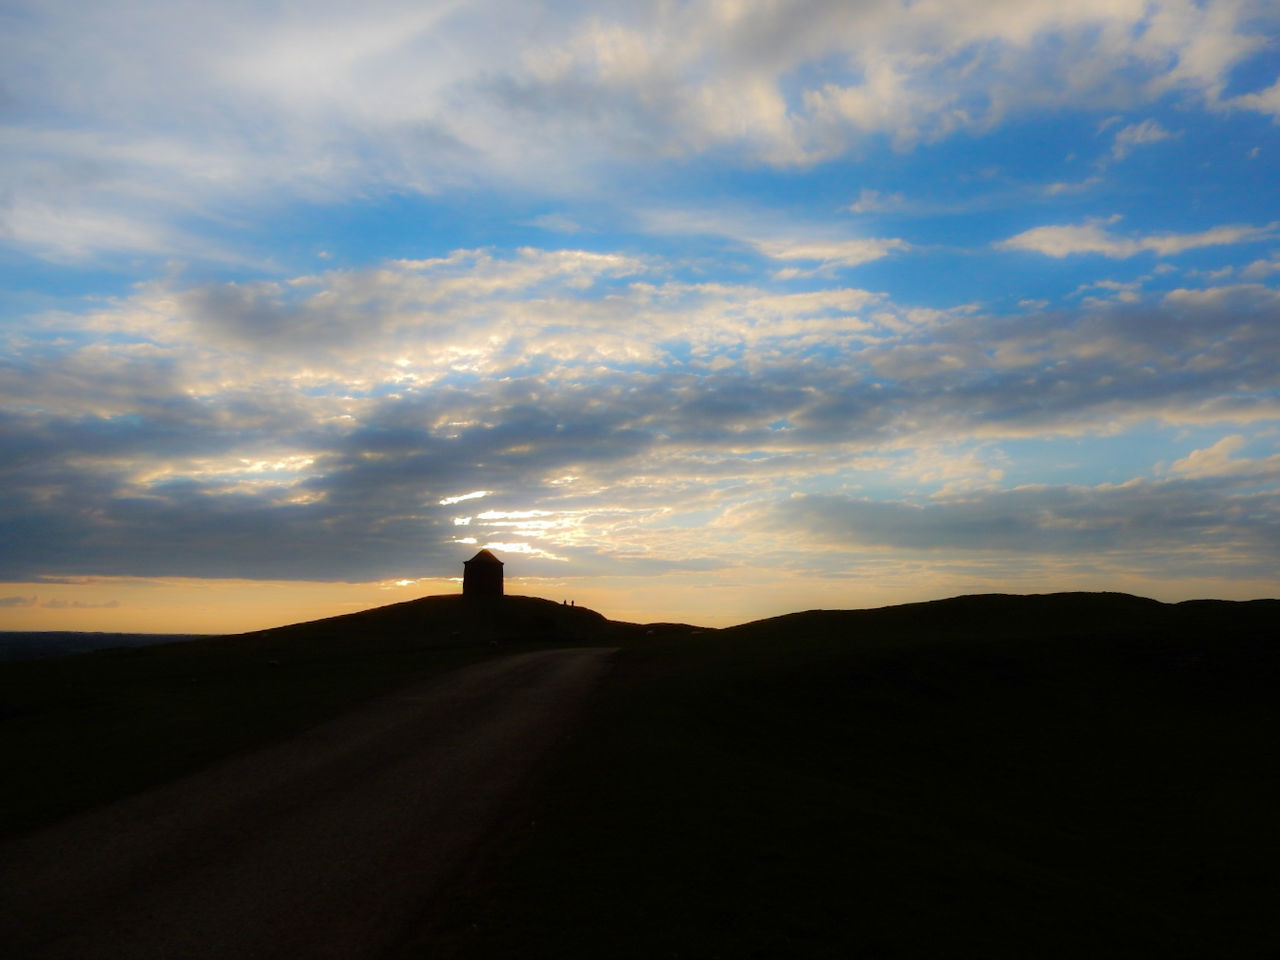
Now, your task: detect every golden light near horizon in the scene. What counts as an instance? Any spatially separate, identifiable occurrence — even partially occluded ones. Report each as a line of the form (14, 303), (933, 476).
(3, 2), (1280, 632)
(4, 554), (1277, 636)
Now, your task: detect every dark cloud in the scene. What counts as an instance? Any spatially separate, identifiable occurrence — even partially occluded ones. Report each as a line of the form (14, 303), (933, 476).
(2, 269), (1279, 585)
(769, 478), (1280, 576)
(0, 375), (662, 581)
(180, 283), (313, 348)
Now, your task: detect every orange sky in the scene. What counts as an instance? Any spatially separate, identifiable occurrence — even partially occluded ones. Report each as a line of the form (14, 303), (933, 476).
(4, 562), (1278, 635)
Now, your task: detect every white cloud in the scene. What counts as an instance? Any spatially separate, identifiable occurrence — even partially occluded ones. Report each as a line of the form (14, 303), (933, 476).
(439, 490), (491, 506)
(638, 205), (910, 274)
(1240, 257), (1280, 279)
(1143, 0), (1273, 104)
(0, 196), (205, 262)
(847, 189), (906, 214)
(3, 0), (1277, 261)
(1167, 435), (1280, 479)
(753, 237), (911, 273)
(998, 218), (1139, 257)
(1229, 77), (1280, 117)
(1110, 119), (1177, 159)
(998, 218), (1278, 258)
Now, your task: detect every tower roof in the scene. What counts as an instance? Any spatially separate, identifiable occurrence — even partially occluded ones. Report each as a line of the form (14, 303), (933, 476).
(465, 548), (503, 566)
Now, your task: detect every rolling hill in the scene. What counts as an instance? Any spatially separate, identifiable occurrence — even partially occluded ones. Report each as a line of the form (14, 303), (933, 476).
(3, 591), (1277, 956)
(408, 591), (1280, 958)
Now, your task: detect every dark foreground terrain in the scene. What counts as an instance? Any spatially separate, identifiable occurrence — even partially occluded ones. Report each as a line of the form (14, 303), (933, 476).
(0, 595), (626, 835)
(1, 648), (616, 959)
(2, 592), (1277, 957)
(0, 631), (209, 662)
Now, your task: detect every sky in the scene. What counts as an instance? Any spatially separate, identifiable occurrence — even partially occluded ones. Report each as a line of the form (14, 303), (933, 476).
(3, 0), (1280, 632)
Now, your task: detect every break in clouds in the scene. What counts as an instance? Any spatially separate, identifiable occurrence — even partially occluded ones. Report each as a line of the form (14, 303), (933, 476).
(4, 251), (1280, 585)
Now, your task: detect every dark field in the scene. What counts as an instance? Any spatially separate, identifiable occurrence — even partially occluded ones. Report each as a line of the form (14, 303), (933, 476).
(415, 593), (1280, 958)
(0, 595), (614, 835)
(0, 632), (209, 662)
(3, 592), (1278, 957)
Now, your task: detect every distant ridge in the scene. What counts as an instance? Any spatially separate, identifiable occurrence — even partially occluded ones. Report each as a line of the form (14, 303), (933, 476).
(6, 591), (1276, 661)
(218, 589), (1280, 649)
(0, 631), (208, 662)
(723, 590), (1280, 645)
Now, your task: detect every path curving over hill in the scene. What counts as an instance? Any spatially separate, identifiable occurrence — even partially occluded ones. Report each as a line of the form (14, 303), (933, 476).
(0, 647), (618, 959)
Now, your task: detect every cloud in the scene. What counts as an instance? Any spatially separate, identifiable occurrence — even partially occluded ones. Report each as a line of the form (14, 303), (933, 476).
(487, 0), (1278, 162)
(3, 1), (1277, 260)
(1110, 119), (1177, 160)
(997, 218), (1278, 258)
(3, 245), (1280, 584)
(847, 189), (906, 214)
(0, 196), (200, 262)
(767, 474), (1280, 575)
(1240, 257), (1280, 280)
(3, 3), (1280, 627)
(0, 596), (38, 608)
(439, 490), (491, 506)
(140, 247), (651, 359)
(1167, 436), (1280, 480)
(638, 205), (910, 273)
(752, 237), (911, 275)
(1228, 76), (1280, 117)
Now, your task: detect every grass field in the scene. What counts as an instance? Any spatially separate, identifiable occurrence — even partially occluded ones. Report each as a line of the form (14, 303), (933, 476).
(3, 592), (1278, 957)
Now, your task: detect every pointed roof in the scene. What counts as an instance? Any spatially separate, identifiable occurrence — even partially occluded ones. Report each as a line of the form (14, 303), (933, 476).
(466, 548), (503, 565)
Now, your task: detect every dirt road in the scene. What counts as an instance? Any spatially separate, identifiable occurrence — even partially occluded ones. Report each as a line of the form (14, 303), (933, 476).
(0, 647), (617, 959)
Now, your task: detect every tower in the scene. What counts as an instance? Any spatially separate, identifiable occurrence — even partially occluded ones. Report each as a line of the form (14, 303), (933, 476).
(462, 548), (504, 598)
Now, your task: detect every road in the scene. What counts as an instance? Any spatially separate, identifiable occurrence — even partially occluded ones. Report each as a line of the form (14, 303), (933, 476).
(0, 647), (618, 959)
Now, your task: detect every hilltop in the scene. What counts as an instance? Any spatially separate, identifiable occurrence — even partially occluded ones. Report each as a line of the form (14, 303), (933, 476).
(228, 592), (697, 649)
(0, 593), (694, 835)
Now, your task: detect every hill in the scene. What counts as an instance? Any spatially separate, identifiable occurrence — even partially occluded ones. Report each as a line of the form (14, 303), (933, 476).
(3, 591), (1277, 956)
(0, 594), (685, 835)
(232, 593), (620, 646)
(411, 592), (1280, 958)
(731, 589), (1277, 643)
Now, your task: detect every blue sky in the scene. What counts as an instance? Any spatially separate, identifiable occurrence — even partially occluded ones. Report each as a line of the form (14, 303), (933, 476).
(3, 0), (1280, 630)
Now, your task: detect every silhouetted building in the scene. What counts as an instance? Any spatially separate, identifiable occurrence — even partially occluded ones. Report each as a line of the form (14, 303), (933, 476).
(463, 548), (504, 598)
